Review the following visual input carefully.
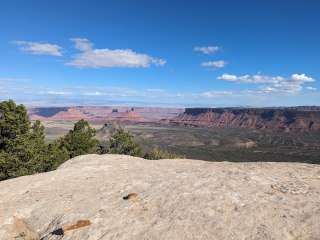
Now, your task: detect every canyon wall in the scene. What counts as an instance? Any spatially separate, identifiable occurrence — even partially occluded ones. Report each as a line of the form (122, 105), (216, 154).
(170, 107), (320, 132)
(28, 106), (184, 123)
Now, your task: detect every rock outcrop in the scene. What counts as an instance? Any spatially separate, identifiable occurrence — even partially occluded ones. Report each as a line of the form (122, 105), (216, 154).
(170, 107), (320, 132)
(1, 154), (320, 239)
(28, 106), (184, 123)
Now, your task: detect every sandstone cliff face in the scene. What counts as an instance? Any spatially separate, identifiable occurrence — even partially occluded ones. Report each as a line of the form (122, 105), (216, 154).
(0, 155), (320, 239)
(170, 108), (320, 132)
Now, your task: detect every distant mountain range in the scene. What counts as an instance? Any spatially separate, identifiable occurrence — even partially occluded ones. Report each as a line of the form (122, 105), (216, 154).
(169, 107), (320, 132)
(28, 106), (320, 132)
(28, 106), (184, 123)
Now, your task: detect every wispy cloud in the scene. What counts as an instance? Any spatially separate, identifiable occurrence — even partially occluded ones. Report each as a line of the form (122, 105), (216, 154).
(217, 74), (238, 81)
(67, 38), (166, 68)
(13, 41), (63, 56)
(147, 88), (165, 93)
(218, 73), (315, 94)
(70, 38), (93, 51)
(291, 73), (314, 82)
(46, 91), (73, 95)
(0, 77), (30, 84)
(1, 74), (318, 107)
(201, 60), (227, 69)
(199, 90), (233, 98)
(218, 74), (285, 83)
(306, 86), (317, 91)
(194, 46), (220, 55)
(82, 91), (104, 96)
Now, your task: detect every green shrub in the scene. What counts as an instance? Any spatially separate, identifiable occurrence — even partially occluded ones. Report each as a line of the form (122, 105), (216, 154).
(107, 128), (142, 157)
(0, 101), (49, 180)
(144, 147), (185, 160)
(57, 119), (99, 158)
(0, 100), (30, 150)
(41, 141), (70, 171)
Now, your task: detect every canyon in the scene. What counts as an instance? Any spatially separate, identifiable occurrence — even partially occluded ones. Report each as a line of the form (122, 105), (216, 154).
(28, 106), (320, 132)
(170, 107), (320, 132)
(28, 106), (184, 123)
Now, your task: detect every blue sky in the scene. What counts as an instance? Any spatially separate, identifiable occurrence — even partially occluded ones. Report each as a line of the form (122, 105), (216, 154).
(0, 0), (319, 107)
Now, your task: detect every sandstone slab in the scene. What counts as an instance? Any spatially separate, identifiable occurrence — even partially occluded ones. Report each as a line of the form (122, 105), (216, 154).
(1, 154), (320, 239)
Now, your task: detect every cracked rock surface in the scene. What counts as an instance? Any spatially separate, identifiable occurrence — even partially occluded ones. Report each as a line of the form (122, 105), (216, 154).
(1, 154), (320, 239)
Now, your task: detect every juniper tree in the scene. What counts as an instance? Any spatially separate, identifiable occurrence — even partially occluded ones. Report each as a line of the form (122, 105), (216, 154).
(58, 119), (99, 158)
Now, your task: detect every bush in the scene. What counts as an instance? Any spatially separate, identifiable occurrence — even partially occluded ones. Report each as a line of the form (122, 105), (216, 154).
(41, 141), (70, 171)
(0, 100), (30, 150)
(106, 128), (142, 157)
(0, 100), (49, 180)
(0, 151), (22, 180)
(144, 147), (185, 160)
(58, 119), (99, 158)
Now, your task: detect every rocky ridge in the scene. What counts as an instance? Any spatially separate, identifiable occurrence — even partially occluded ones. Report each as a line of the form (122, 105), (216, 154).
(1, 154), (320, 239)
(28, 106), (184, 123)
(170, 108), (320, 132)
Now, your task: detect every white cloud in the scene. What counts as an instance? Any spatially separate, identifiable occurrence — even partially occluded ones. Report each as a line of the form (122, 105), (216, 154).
(201, 60), (227, 69)
(13, 41), (63, 56)
(291, 73), (314, 82)
(218, 73), (315, 94)
(83, 91), (104, 96)
(194, 46), (220, 55)
(0, 77), (29, 83)
(2, 78), (319, 106)
(147, 88), (165, 92)
(68, 38), (166, 68)
(259, 81), (302, 94)
(46, 91), (72, 95)
(217, 74), (238, 81)
(306, 86), (317, 91)
(70, 38), (93, 51)
(200, 91), (233, 98)
(218, 74), (285, 83)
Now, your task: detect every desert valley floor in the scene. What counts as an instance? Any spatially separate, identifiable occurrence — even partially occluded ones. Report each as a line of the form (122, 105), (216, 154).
(41, 120), (320, 164)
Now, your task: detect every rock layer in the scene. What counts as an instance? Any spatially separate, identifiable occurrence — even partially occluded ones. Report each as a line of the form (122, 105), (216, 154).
(170, 108), (320, 132)
(28, 106), (184, 123)
(1, 154), (320, 239)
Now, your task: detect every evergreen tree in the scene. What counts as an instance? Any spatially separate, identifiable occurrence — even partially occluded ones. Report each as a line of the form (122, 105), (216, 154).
(0, 100), (30, 151)
(0, 100), (48, 179)
(59, 119), (99, 158)
(0, 101), (104, 180)
(107, 128), (142, 157)
(0, 100), (70, 180)
(42, 141), (69, 171)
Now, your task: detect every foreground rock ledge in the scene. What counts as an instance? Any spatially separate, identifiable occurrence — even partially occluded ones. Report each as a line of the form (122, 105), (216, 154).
(1, 154), (320, 240)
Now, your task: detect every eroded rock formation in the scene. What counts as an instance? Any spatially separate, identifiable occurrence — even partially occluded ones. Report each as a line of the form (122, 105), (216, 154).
(1, 154), (320, 239)
(28, 106), (184, 123)
(170, 108), (320, 132)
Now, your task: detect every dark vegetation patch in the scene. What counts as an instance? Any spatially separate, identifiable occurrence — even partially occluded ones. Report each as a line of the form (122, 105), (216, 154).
(44, 119), (320, 165)
(261, 110), (275, 121)
(33, 107), (68, 117)
(122, 124), (320, 164)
